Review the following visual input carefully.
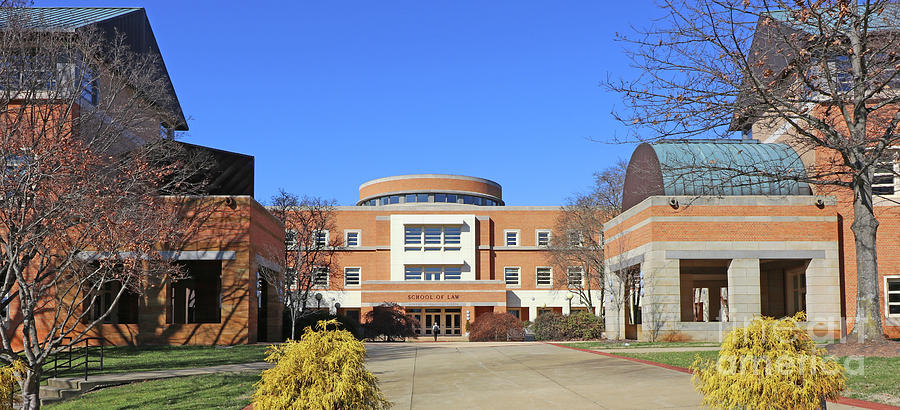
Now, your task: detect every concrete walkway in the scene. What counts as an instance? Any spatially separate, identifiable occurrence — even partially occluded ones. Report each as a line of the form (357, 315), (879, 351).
(365, 342), (866, 409)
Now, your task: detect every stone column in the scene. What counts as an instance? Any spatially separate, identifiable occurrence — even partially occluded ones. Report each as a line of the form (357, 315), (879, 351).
(726, 258), (761, 323)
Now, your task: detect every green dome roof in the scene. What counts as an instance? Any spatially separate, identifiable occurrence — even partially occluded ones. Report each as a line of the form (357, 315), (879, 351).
(622, 140), (811, 210)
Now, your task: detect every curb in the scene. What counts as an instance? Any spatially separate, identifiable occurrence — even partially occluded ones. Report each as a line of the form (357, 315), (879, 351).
(547, 343), (900, 410)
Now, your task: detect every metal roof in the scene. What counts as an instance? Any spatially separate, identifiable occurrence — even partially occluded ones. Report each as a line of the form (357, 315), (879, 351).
(651, 140), (811, 196)
(0, 7), (141, 30)
(767, 4), (900, 33)
(0, 8), (187, 130)
(622, 140), (811, 210)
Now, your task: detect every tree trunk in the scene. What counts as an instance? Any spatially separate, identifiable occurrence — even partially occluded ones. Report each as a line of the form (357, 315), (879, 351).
(290, 308), (297, 340)
(848, 178), (885, 343)
(21, 369), (41, 410)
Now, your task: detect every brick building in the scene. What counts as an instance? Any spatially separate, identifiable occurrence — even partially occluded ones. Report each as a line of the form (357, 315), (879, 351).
(291, 174), (582, 337)
(0, 8), (284, 348)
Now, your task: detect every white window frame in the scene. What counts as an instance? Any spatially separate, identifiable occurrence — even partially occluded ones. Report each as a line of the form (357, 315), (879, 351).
(312, 266), (329, 288)
(886, 276), (900, 317)
(344, 267), (361, 287)
(504, 266), (521, 287)
(567, 230), (584, 247)
(536, 266), (553, 287)
(344, 230), (361, 248)
(403, 265), (462, 281)
(567, 266), (584, 288)
(313, 230), (329, 248)
(403, 225), (462, 251)
(504, 229), (520, 247)
(873, 151), (899, 196)
(535, 229), (552, 247)
(285, 229), (298, 250)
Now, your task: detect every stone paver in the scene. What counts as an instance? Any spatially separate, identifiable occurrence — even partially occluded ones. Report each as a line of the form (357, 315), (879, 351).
(364, 342), (865, 410)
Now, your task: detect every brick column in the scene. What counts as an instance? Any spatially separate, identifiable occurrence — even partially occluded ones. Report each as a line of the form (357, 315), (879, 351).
(727, 258), (761, 323)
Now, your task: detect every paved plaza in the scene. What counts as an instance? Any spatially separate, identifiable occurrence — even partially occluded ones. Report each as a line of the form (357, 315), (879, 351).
(365, 342), (864, 410)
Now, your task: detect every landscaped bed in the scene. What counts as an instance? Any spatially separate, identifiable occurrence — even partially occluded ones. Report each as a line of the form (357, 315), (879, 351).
(43, 344), (270, 379)
(45, 371), (260, 409)
(611, 350), (900, 407)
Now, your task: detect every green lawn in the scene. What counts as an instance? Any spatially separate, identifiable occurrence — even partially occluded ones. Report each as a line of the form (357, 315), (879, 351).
(561, 341), (720, 350)
(46, 372), (260, 410)
(614, 351), (900, 406)
(43, 344), (271, 378)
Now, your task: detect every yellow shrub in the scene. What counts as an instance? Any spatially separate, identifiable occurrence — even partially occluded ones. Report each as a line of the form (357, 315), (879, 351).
(0, 361), (24, 410)
(690, 313), (845, 410)
(252, 319), (390, 410)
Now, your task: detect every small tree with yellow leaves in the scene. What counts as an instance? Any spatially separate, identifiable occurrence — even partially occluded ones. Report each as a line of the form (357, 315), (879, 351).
(252, 319), (390, 410)
(690, 313), (845, 410)
(0, 361), (25, 410)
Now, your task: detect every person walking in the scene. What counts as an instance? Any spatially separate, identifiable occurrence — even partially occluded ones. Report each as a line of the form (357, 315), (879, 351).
(432, 322), (440, 341)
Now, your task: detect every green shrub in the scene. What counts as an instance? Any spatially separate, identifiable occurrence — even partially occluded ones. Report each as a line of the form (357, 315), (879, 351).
(362, 303), (419, 341)
(562, 311), (604, 339)
(533, 312), (565, 340)
(533, 311), (603, 340)
(468, 313), (523, 341)
(253, 319), (390, 409)
(285, 310), (361, 341)
(690, 313), (845, 410)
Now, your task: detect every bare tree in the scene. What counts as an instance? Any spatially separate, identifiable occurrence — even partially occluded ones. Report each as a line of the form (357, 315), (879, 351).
(549, 161), (627, 319)
(606, 0), (900, 342)
(264, 190), (343, 340)
(0, 6), (208, 408)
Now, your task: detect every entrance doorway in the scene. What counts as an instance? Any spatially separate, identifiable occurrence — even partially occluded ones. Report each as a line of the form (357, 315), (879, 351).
(406, 308), (462, 336)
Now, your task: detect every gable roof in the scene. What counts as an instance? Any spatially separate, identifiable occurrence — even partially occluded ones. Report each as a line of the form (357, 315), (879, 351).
(731, 5), (900, 130)
(0, 7), (187, 130)
(0, 7), (140, 30)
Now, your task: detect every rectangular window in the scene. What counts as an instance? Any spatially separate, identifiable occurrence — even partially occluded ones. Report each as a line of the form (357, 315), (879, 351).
(567, 267), (584, 287)
(312, 267), (329, 287)
(171, 260), (222, 324)
(434, 193), (447, 202)
(344, 267), (360, 286)
(505, 267), (520, 286)
(87, 281), (139, 324)
(536, 230), (552, 247)
(887, 278), (900, 316)
(446, 194), (458, 203)
(405, 226), (423, 248)
(404, 266), (463, 281)
(405, 267), (423, 280)
(444, 226), (461, 245)
(444, 266), (462, 280)
(568, 230), (584, 247)
(418, 193), (429, 202)
(313, 230), (329, 247)
(424, 227), (442, 245)
(404, 225), (463, 251)
(505, 230), (519, 247)
(424, 266), (442, 280)
(873, 159), (896, 196)
(285, 230), (297, 250)
(345, 230), (360, 247)
(536, 267), (552, 287)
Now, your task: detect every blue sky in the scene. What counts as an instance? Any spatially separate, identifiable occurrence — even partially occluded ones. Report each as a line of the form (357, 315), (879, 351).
(35, 0), (656, 205)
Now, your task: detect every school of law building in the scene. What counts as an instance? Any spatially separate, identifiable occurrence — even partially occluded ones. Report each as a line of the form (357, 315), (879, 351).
(8, 7), (900, 347)
(292, 174), (589, 337)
